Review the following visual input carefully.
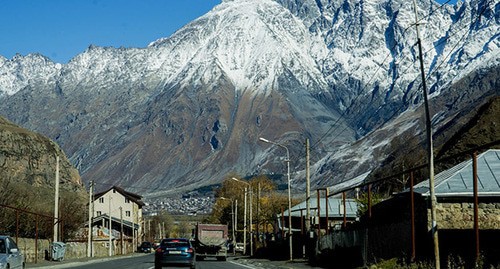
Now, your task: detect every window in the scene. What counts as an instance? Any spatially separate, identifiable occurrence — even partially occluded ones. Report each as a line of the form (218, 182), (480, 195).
(126, 211), (131, 217)
(6, 237), (18, 253)
(96, 211), (102, 216)
(99, 197), (104, 203)
(125, 197), (130, 203)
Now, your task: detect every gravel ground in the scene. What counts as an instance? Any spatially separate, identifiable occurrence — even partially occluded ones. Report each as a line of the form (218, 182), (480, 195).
(232, 257), (325, 269)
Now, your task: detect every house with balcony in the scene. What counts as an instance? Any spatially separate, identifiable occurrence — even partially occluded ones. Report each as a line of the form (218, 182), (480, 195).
(91, 186), (145, 241)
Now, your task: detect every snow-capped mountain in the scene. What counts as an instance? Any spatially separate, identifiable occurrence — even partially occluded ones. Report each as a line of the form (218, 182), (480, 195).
(0, 0), (498, 195)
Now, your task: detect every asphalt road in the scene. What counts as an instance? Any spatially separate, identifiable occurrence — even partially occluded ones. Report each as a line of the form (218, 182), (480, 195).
(28, 254), (255, 269)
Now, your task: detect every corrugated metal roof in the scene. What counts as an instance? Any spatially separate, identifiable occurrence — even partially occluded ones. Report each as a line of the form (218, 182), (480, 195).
(327, 171), (370, 194)
(414, 149), (500, 197)
(279, 197), (358, 218)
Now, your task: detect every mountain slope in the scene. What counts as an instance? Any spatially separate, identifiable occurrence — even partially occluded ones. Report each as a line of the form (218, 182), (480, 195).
(0, 0), (498, 195)
(0, 116), (82, 190)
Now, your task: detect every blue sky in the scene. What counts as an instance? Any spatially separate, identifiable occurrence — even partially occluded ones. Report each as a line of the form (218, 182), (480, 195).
(0, 0), (221, 63)
(1, 0), (455, 64)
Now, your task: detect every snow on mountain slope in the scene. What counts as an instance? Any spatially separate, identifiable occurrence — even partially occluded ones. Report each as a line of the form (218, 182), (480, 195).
(278, 0), (499, 126)
(0, 0), (498, 193)
(0, 54), (61, 96)
(149, 0), (329, 95)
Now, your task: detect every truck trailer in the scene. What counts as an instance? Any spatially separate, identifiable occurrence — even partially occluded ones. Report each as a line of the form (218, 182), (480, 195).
(193, 223), (228, 261)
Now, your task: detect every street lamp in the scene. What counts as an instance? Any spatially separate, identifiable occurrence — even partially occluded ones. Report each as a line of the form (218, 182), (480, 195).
(259, 137), (293, 261)
(220, 197), (237, 254)
(232, 177), (253, 256)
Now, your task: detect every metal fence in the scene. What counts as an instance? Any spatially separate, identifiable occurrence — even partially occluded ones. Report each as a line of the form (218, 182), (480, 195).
(0, 203), (61, 263)
(307, 142), (500, 267)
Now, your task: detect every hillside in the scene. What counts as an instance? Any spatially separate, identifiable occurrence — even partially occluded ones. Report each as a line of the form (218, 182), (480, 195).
(0, 116), (87, 237)
(0, 116), (83, 190)
(0, 0), (498, 195)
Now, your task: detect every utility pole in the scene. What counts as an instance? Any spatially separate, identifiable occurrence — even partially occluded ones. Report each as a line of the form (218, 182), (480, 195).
(231, 200), (235, 252)
(305, 139), (311, 251)
(412, 0), (440, 267)
(305, 139), (311, 231)
(148, 219), (151, 242)
(87, 180), (94, 257)
(53, 155), (60, 243)
(120, 207), (124, 255)
(109, 197), (113, 257)
(235, 200), (238, 242)
(250, 186), (253, 256)
(133, 208), (137, 253)
(243, 187), (247, 255)
(158, 223), (162, 240)
(257, 182), (261, 240)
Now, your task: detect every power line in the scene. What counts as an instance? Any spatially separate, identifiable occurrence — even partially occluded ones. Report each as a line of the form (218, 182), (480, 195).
(297, 0), (496, 188)
(309, 0), (494, 155)
(308, 0), (443, 151)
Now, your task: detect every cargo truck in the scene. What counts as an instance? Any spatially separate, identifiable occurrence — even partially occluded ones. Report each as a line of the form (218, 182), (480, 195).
(193, 223), (228, 261)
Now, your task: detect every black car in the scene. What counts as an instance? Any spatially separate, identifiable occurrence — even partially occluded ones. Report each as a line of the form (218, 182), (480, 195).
(139, 241), (153, 253)
(155, 238), (195, 269)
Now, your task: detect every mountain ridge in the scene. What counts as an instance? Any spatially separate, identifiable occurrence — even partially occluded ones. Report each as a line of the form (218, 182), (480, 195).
(0, 0), (498, 194)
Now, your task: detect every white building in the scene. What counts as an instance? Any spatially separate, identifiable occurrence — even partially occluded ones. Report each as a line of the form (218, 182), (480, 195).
(92, 186), (144, 241)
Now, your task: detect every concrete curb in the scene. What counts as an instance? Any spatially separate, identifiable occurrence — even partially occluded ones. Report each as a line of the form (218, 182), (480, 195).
(26, 253), (144, 268)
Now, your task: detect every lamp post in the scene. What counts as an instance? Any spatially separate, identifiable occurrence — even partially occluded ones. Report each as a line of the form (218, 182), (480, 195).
(232, 177), (253, 256)
(259, 137), (293, 261)
(220, 197), (236, 254)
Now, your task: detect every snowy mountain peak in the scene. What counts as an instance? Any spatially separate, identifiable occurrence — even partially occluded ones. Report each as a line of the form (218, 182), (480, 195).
(147, 0), (329, 95)
(0, 53), (60, 96)
(0, 0), (498, 193)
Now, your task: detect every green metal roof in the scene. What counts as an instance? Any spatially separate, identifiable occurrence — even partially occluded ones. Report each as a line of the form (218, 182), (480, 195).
(414, 149), (500, 197)
(279, 197), (358, 219)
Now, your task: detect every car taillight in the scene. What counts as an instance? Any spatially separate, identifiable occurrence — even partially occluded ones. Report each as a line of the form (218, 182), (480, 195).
(156, 248), (164, 253)
(187, 248), (194, 253)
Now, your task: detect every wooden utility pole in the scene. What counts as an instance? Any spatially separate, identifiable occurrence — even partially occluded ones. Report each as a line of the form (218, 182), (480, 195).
(53, 155), (60, 243)
(305, 139), (311, 233)
(412, 0), (440, 267)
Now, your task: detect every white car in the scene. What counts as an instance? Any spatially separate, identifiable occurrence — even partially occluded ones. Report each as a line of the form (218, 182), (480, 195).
(234, 242), (245, 253)
(0, 236), (24, 269)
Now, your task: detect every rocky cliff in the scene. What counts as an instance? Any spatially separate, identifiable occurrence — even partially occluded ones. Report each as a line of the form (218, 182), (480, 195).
(0, 116), (82, 190)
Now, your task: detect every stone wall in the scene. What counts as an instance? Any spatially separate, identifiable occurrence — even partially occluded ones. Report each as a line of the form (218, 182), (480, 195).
(15, 237), (51, 263)
(431, 201), (500, 230)
(14, 238), (137, 263)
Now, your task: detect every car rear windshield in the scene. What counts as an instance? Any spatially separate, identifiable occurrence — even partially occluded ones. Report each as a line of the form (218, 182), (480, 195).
(161, 240), (189, 248)
(166, 242), (189, 248)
